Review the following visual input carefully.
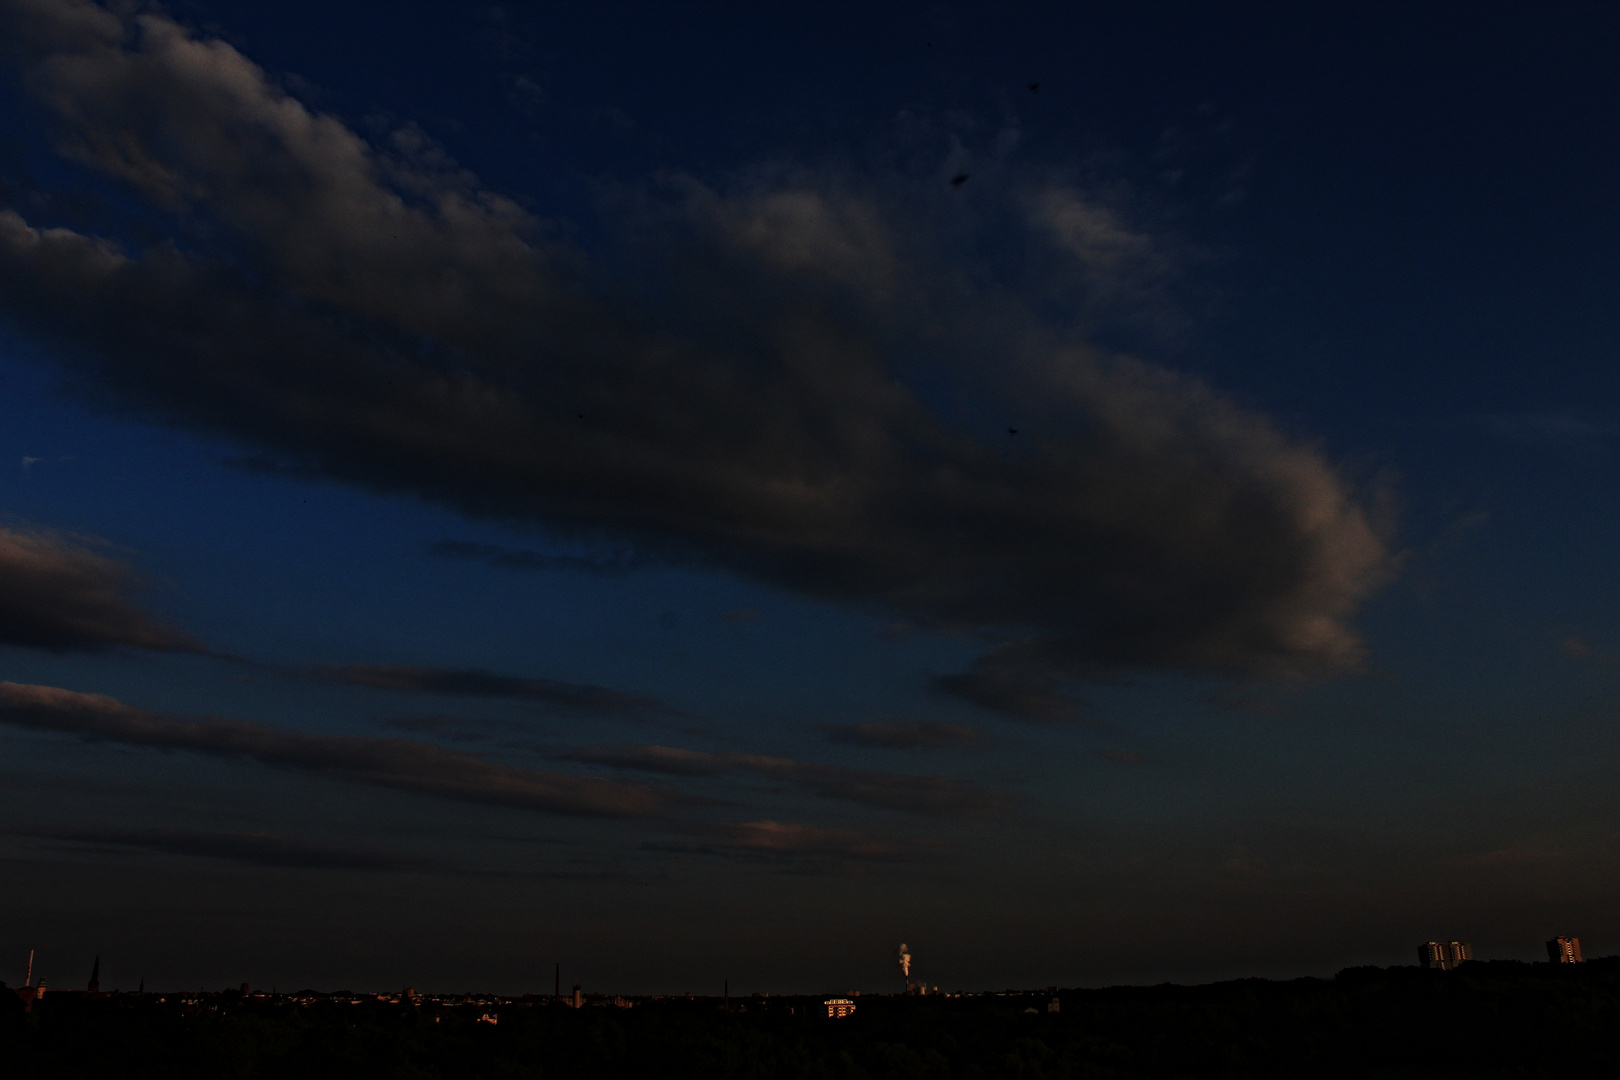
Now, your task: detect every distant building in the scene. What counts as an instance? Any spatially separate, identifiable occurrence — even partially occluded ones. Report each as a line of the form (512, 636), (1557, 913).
(1418, 942), (1473, 970)
(825, 998), (857, 1018)
(1547, 937), (1583, 964)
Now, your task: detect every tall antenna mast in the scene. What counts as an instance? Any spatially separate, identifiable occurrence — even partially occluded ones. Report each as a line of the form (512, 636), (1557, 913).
(24, 949), (33, 987)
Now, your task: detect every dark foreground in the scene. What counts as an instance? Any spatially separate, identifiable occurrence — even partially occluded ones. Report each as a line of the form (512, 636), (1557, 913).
(5, 960), (1620, 1079)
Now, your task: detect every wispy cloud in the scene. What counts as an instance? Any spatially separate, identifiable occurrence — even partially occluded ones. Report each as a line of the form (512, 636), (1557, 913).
(566, 744), (1008, 815)
(0, 0), (1393, 713)
(0, 681), (670, 817)
(0, 526), (203, 654)
(825, 721), (982, 749)
(1556, 634), (1619, 668)
(384, 716), (492, 743)
(645, 819), (903, 864)
(934, 665), (1079, 723)
(318, 665), (670, 718)
(1469, 412), (1618, 446)
(22, 825), (428, 871)
(718, 820), (900, 858)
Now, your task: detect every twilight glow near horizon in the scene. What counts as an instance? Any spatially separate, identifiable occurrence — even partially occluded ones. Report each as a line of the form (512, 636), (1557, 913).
(3, 0), (1619, 995)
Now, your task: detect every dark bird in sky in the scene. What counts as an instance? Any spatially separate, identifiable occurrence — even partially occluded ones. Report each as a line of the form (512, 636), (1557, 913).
(1008, 428), (1018, 435)
(1029, 81), (1040, 91)
(951, 173), (971, 187)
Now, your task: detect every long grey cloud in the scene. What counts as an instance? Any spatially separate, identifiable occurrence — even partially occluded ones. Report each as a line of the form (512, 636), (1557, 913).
(0, 681), (668, 817)
(649, 819), (903, 862)
(318, 664), (669, 717)
(825, 721), (982, 749)
(0, 1), (1393, 716)
(0, 525), (201, 653)
(565, 744), (1006, 816)
(24, 825), (428, 871)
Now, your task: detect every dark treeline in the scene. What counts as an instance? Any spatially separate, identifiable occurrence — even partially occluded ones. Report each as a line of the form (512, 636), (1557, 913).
(4, 960), (1620, 1079)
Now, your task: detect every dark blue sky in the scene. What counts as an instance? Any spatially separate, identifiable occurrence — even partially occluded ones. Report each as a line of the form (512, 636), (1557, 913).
(2, 0), (1619, 996)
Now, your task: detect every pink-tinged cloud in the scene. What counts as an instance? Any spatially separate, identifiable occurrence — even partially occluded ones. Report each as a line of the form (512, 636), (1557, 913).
(723, 820), (900, 858)
(0, 527), (201, 653)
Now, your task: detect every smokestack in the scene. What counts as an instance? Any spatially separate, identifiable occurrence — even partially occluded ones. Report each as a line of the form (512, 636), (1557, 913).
(555, 963), (560, 999)
(896, 944), (911, 989)
(88, 955), (100, 994)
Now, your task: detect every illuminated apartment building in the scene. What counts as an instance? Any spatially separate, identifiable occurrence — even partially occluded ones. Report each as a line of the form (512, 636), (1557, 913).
(1546, 937), (1583, 963)
(824, 998), (857, 1018)
(1418, 941), (1473, 970)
